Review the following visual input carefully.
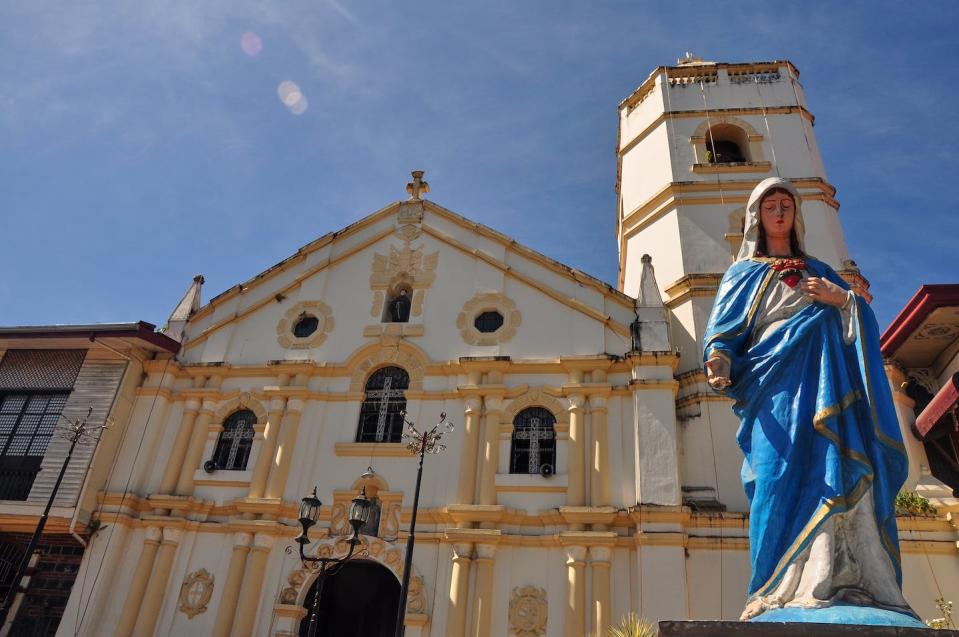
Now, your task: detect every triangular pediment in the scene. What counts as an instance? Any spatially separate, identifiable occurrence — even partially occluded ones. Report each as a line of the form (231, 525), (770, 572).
(180, 196), (639, 364)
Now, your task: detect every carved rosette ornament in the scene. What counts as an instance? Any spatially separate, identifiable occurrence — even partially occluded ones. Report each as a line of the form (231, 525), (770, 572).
(178, 569), (214, 618)
(457, 292), (522, 346)
(508, 586), (548, 637)
(276, 300), (334, 349)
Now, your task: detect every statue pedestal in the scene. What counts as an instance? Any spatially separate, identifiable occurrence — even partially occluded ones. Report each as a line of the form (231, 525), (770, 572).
(659, 621), (956, 636)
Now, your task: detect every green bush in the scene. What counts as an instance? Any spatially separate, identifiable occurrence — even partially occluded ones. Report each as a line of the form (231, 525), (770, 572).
(895, 491), (937, 516)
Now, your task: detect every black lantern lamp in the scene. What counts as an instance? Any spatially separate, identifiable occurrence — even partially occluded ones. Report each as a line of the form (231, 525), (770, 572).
(289, 485), (374, 637)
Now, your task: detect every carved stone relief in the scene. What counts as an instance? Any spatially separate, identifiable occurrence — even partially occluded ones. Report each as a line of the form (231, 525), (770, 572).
(178, 569), (214, 618)
(406, 575), (427, 615)
(369, 244), (439, 320)
(509, 586), (548, 637)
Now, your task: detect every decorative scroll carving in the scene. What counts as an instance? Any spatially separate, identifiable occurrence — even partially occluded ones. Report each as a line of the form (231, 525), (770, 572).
(178, 569), (214, 619)
(278, 569), (308, 605)
(382, 501), (401, 539)
(406, 575), (427, 614)
(330, 502), (349, 536)
(509, 586), (548, 637)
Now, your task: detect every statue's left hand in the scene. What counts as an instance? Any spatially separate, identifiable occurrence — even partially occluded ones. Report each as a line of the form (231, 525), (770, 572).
(800, 277), (848, 308)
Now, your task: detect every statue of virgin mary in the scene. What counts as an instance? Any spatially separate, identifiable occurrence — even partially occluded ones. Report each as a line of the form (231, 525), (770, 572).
(703, 177), (919, 623)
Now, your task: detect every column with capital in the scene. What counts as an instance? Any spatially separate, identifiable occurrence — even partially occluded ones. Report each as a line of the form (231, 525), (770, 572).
(564, 545), (587, 637)
(176, 399), (217, 495)
(455, 397), (482, 510)
(265, 398), (305, 500)
(115, 526), (162, 637)
(445, 542), (473, 637)
(158, 400), (199, 494)
(233, 533), (275, 637)
(589, 546), (612, 635)
(249, 396), (286, 498)
(470, 543), (497, 637)
(212, 532), (252, 637)
(589, 395), (611, 510)
(566, 394), (587, 518)
(477, 396), (502, 508)
(133, 527), (182, 636)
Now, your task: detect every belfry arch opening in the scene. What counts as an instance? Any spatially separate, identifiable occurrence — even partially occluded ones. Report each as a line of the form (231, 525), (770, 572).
(705, 123), (749, 163)
(299, 560), (400, 637)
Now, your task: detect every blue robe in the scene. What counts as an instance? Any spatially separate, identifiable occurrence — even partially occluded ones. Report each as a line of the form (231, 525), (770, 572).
(703, 257), (908, 598)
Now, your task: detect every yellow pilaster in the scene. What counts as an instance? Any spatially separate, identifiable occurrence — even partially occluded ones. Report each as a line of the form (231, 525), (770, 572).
(477, 397), (503, 508)
(176, 401), (215, 495)
(455, 397), (482, 510)
(249, 400), (286, 498)
(566, 394), (587, 525)
(212, 532), (251, 637)
(233, 533), (275, 637)
(132, 527), (181, 637)
(446, 542), (473, 637)
(471, 542), (497, 637)
(115, 526), (161, 637)
(589, 545), (612, 636)
(564, 545), (587, 637)
(158, 402), (198, 494)
(264, 400), (304, 500)
(589, 396), (611, 510)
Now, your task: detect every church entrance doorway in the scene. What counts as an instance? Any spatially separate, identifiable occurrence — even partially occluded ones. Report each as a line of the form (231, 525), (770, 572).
(299, 560), (400, 637)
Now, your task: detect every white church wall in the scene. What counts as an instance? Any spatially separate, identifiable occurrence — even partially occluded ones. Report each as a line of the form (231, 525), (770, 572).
(685, 546), (751, 620)
(676, 204), (734, 274)
(622, 211), (683, 300)
(619, 123), (674, 218)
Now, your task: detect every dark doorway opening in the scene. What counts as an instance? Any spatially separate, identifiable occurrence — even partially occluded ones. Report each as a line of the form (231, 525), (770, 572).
(299, 560), (400, 637)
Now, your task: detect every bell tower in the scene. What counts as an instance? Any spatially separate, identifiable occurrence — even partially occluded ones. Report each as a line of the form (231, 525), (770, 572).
(616, 55), (867, 374)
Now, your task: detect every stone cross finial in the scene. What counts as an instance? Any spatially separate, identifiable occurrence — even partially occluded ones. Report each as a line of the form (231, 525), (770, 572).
(406, 170), (429, 201)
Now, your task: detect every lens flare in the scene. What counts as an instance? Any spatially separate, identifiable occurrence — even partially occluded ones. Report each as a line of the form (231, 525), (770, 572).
(240, 32), (262, 56)
(277, 81), (308, 116)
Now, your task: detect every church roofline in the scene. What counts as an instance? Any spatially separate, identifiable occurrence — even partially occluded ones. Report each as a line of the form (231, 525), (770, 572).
(619, 59), (800, 112)
(194, 196), (635, 324)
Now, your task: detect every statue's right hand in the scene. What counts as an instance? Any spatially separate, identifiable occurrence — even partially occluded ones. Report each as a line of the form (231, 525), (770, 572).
(705, 357), (731, 390)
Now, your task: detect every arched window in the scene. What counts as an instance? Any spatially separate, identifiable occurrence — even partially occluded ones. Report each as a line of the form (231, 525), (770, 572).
(356, 367), (409, 443)
(510, 407), (556, 475)
(705, 124), (749, 163)
(212, 409), (256, 471)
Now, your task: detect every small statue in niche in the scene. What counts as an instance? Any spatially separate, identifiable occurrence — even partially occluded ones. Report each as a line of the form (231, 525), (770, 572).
(388, 289), (411, 323)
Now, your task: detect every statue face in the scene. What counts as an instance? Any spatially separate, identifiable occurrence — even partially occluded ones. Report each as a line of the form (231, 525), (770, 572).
(759, 190), (795, 242)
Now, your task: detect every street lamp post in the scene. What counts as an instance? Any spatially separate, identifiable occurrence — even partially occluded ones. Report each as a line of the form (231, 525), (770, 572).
(393, 411), (453, 637)
(291, 487), (373, 637)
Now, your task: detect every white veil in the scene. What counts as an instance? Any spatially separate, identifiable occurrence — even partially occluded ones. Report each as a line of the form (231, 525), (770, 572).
(736, 177), (806, 262)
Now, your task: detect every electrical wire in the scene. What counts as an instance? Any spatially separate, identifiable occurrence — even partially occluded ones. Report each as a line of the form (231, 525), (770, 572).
(73, 357), (171, 635)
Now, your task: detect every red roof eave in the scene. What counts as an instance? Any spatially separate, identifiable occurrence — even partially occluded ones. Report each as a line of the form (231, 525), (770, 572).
(915, 372), (959, 438)
(880, 284), (959, 357)
(0, 321), (180, 354)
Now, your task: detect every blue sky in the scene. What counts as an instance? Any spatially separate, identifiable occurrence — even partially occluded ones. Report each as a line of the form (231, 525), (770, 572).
(1, 1), (956, 330)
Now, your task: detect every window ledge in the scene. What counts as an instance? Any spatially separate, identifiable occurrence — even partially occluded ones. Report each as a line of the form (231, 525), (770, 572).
(363, 324), (424, 338)
(693, 161), (771, 174)
(193, 468), (252, 487)
(495, 473), (567, 493)
(335, 442), (412, 458)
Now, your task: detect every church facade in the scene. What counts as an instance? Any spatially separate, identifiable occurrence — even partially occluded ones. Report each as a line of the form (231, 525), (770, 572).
(50, 57), (958, 637)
